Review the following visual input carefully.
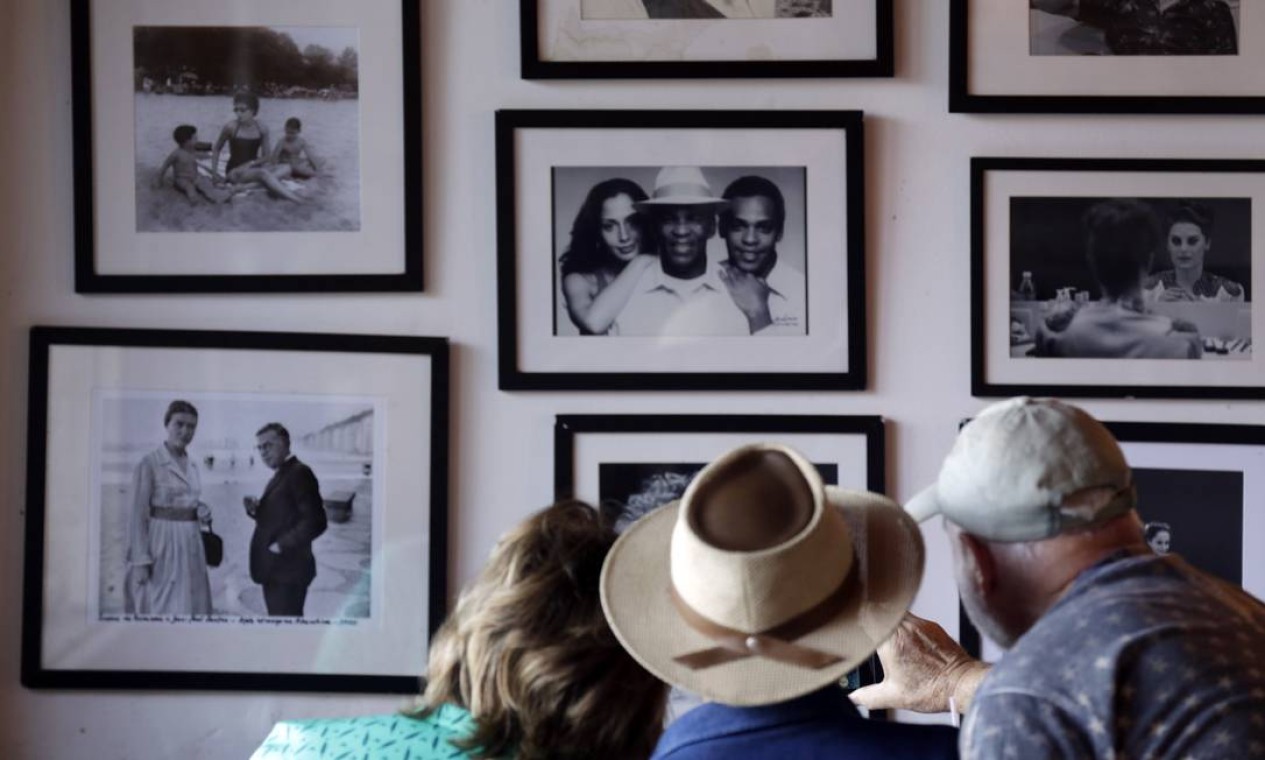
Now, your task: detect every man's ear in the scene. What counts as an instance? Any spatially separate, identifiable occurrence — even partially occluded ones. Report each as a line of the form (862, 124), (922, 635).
(957, 531), (998, 597)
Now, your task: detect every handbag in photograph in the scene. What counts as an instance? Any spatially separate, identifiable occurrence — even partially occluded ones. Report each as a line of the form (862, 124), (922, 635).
(200, 522), (223, 569)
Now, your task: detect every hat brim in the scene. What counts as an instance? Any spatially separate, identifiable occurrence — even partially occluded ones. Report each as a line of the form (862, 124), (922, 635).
(600, 487), (925, 707)
(904, 483), (945, 524)
(633, 197), (729, 208)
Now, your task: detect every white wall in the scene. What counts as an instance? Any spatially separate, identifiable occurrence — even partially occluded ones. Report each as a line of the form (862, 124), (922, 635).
(2, 1), (1262, 757)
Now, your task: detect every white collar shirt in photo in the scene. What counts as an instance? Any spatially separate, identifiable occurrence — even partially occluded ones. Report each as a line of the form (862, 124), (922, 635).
(761, 258), (807, 335)
(614, 258), (752, 336)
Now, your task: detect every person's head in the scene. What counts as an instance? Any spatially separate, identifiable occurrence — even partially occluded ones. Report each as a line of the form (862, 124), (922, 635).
(284, 117), (302, 138)
(719, 176), (785, 275)
(560, 178), (650, 277)
(907, 397), (1147, 648)
(1083, 199), (1160, 299)
(163, 400), (198, 451)
(172, 124), (198, 148)
(254, 422), (291, 470)
(1166, 201), (1214, 276)
(419, 500), (667, 760)
(1144, 521), (1172, 554)
(634, 167), (727, 278)
(601, 444), (925, 708)
(232, 92), (260, 120)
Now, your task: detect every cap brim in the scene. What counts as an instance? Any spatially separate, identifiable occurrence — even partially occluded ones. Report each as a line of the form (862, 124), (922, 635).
(904, 484), (944, 524)
(600, 488), (925, 707)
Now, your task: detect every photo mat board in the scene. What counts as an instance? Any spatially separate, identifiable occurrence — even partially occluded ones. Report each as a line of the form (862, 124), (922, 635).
(72, 0), (423, 293)
(972, 158), (1265, 399)
(950, 0), (1265, 113)
(554, 414), (889, 714)
(498, 110), (867, 391)
(22, 327), (449, 692)
(522, 0), (893, 79)
(959, 421), (1265, 661)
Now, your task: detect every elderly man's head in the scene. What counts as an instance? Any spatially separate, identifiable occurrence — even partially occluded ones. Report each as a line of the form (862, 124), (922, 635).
(908, 398), (1147, 647)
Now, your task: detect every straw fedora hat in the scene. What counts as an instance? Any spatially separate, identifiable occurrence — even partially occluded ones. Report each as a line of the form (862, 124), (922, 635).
(633, 166), (730, 208)
(601, 444), (925, 706)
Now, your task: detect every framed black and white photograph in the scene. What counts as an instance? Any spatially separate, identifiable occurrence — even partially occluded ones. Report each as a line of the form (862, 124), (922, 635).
(950, 0), (1264, 113)
(554, 413), (888, 712)
(497, 110), (866, 391)
(521, 0), (892, 79)
(960, 421), (1265, 660)
(972, 158), (1263, 399)
(71, 0), (422, 293)
(22, 327), (448, 692)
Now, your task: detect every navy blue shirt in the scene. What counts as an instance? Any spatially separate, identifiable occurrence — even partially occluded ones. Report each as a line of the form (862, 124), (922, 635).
(963, 552), (1265, 759)
(652, 685), (959, 759)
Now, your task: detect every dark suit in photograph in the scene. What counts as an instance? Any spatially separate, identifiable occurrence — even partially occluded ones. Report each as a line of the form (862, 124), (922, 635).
(248, 457), (328, 616)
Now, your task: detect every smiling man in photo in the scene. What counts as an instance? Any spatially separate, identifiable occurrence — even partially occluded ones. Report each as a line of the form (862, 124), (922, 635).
(719, 175), (807, 335)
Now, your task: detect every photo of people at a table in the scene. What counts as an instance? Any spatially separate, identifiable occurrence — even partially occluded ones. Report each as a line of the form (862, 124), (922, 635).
(551, 165), (808, 338)
(1008, 196), (1251, 360)
(1029, 0), (1240, 57)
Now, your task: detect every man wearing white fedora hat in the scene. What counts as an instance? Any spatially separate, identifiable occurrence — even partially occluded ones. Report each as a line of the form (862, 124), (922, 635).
(601, 443), (959, 758)
(614, 166), (784, 337)
(855, 397), (1265, 758)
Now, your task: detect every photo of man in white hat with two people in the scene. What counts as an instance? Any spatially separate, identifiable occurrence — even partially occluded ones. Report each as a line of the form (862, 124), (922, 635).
(555, 165), (807, 337)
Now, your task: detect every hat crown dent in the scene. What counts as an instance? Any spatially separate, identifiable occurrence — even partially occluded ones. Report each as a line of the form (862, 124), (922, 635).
(670, 445), (854, 634)
(940, 398), (1134, 541)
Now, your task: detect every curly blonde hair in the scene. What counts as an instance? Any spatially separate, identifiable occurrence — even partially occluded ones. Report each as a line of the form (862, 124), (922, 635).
(415, 500), (668, 759)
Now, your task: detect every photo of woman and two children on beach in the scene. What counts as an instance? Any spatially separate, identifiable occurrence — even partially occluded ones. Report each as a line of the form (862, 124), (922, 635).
(134, 25), (361, 233)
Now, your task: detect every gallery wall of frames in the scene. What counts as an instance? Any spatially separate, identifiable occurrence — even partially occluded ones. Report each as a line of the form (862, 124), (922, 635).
(1, 0), (1263, 757)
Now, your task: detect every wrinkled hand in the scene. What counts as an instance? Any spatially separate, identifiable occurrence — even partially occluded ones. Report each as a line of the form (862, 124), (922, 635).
(718, 265), (773, 333)
(849, 613), (991, 714)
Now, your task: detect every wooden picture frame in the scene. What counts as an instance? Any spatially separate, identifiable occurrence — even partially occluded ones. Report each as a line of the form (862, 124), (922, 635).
(71, 0), (423, 293)
(497, 109), (867, 391)
(950, 0), (1264, 114)
(22, 326), (448, 692)
(522, 0), (893, 79)
(972, 157), (1262, 399)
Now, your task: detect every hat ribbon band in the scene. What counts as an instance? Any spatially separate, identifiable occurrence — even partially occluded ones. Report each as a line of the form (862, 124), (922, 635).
(668, 574), (853, 671)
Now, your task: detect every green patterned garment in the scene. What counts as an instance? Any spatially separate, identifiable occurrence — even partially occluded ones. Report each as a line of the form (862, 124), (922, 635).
(252, 705), (479, 760)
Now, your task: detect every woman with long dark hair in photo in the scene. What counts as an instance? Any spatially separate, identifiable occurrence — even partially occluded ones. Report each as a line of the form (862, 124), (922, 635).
(124, 399), (213, 616)
(560, 178), (659, 335)
(1145, 201), (1245, 303)
(254, 500), (669, 759)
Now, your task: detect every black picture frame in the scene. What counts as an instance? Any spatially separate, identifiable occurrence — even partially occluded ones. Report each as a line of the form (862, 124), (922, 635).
(497, 109), (868, 391)
(971, 157), (1263, 400)
(521, 0), (894, 80)
(71, 0), (424, 293)
(554, 412), (888, 712)
(950, 0), (1265, 114)
(22, 326), (449, 692)
(958, 420), (1265, 659)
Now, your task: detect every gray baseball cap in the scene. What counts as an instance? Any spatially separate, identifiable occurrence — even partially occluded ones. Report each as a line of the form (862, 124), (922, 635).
(906, 397), (1137, 542)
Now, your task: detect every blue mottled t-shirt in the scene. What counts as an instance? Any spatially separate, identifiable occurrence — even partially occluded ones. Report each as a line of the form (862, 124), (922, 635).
(962, 552), (1265, 760)
(252, 705), (477, 759)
